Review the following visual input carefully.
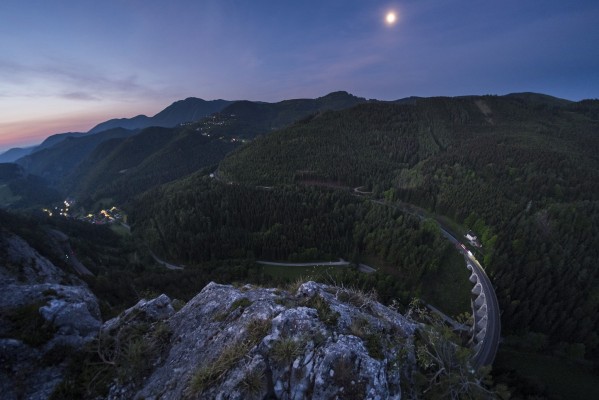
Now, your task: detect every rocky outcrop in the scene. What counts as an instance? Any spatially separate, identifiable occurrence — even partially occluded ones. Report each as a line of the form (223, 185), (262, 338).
(0, 232), (70, 285)
(0, 230), (102, 400)
(101, 281), (417, 400)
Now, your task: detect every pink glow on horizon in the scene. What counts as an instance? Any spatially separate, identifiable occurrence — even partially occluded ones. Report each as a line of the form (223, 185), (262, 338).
(0, 98), (166, 152)
(0, 112), (120, 151)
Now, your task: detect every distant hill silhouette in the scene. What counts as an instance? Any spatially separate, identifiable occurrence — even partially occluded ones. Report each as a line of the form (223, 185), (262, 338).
(0, 147), (35, 163)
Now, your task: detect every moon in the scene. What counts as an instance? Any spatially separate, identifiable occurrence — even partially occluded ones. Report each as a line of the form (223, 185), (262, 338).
(385, 12), (397, 25)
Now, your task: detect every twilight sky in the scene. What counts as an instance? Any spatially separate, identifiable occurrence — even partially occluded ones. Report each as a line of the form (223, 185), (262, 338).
(1, 0), (598, 151)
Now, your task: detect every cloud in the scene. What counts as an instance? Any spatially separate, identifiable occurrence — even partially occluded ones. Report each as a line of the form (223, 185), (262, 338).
(0, 57), (160, 101)
(60, 91), (100, 101)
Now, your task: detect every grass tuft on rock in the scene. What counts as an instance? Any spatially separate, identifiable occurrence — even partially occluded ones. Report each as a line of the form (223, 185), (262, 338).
(189, 341), (251, 394)
(271, 337), (304, 365)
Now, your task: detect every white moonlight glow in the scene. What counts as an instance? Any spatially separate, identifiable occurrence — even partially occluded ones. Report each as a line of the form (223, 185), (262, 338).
(386, 12), (397, 25)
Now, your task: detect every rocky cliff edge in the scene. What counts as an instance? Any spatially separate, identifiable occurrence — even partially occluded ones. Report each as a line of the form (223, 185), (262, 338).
(0, 230), (101, 400)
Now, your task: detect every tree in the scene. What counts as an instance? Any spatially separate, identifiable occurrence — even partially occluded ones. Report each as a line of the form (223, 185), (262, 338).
(407, 299), (509, 399)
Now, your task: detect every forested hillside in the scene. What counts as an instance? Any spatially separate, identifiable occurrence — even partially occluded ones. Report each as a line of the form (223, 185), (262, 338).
(0, 163), (61, 208)
(15, 127), (136, 185)
(211, 94), (599, 360)
(132, 175), (457, 307)
(59, 124), (236, 203)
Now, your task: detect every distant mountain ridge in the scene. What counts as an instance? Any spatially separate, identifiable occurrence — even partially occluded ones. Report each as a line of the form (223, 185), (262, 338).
(0, 98), (234, 162)
(64, 91), (368, 202)
(87, 98), (233, 134)
(4, 90), (589, 205)
(0, 132), (89, 163)
(0, 147), (35, 163)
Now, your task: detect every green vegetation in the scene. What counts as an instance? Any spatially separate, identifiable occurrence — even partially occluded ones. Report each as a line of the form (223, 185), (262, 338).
(230, 297), (253, 312)
(50, 318), (172, 399)
(7, 91), (365, 207)
(64, 127), (237, 204)
(419, 248), (471, 316)
(16, 128), (135, 187)
(0, 174), (61, 209)
(1, 301), (56, 347)
(494, 348), (599, 399)
(238, 367), (265, 397)
(0, 184), (21, 205)
(270, 336), (305, 365)
(4, 93), (599, 397)
(408, 300), (508, 399)
(304, 295), (340, 327)
(132, 178), (455, 311)
(348, 318), (385, 360)
(261, 264), (349, 282)
(246, 318), (271, 344)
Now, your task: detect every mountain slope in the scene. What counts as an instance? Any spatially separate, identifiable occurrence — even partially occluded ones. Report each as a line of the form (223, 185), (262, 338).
(0, 147), (35, 163)
(0, 132), (86, 163)
(15, 128), (137, 185)
(63, 125), (237, 202)
(1, 91), (364, 167)
(0, 163), (61, 208)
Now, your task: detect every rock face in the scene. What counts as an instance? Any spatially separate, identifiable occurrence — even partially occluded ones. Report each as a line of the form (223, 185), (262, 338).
(103, 281), (417, 400)
(0, 230), (102, 400)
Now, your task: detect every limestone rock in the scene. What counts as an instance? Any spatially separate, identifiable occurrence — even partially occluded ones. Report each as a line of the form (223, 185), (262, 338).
(0, 229), (102, 399)
(103, 293), (175, 333)
(105, 281), (418, 400)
